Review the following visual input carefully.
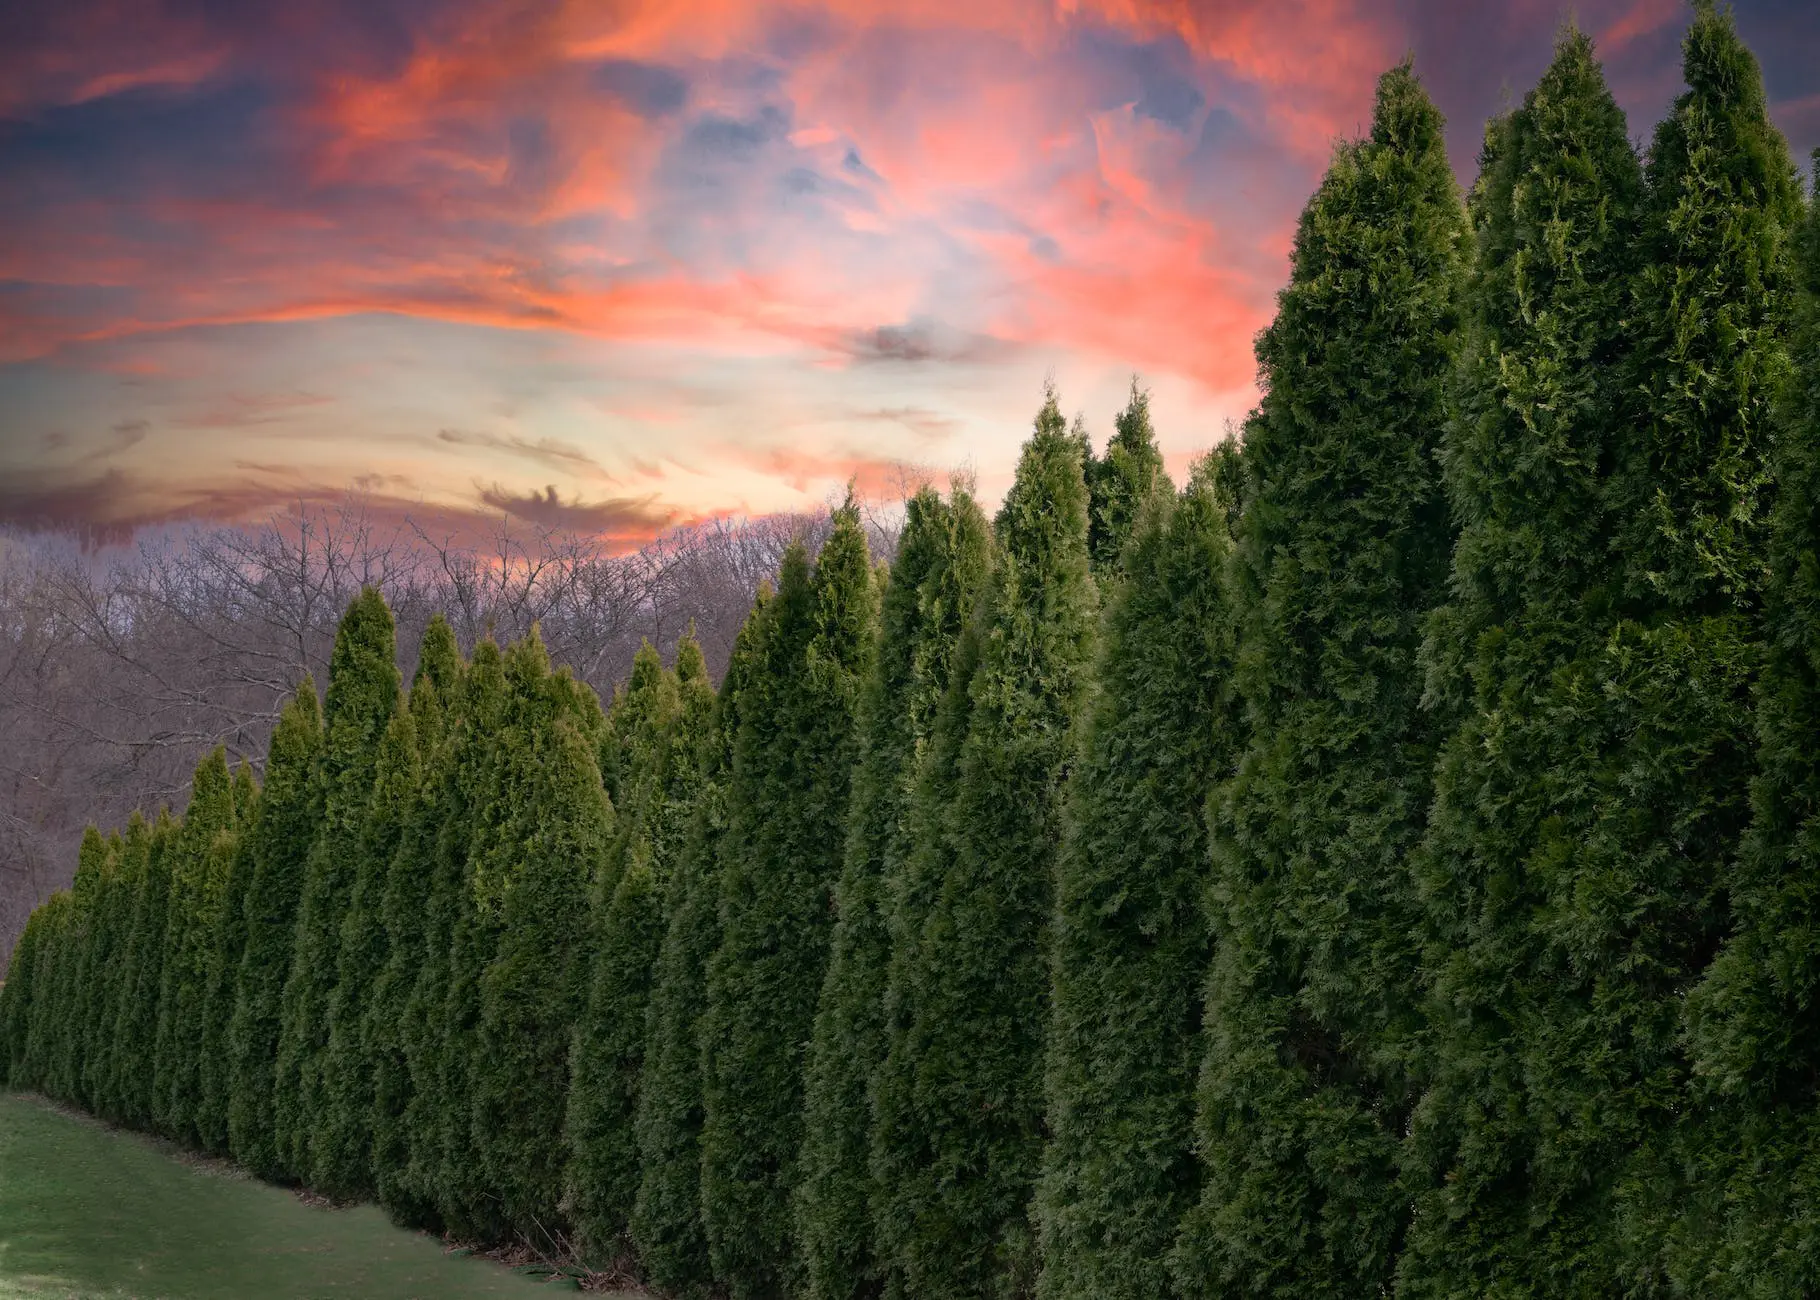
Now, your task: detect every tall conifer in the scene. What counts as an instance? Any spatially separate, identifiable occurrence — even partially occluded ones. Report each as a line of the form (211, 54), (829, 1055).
(795, 483), (992, 1300)
(194, 764), (258, 1152)
(1398, 32), (1646, 1296)
(1173, 62), (1465, 1299)
(1038, 450), (1242, 1300)
(874, 388), (1098, 1298)
(371, 617), (460, 1225)
(471, 637), (613, 1244)
(274, 588), (399, 1181)
(1085, 379), (1168, 572)
(567, 636), (716, 1261)
(632, 591), (764, 1295)
(226, 680), (323, 1177)
(150, 748), (237, 1143)
(107, 810), (177, 1127)
(55, 827), (114, 1104)
(701, 504), (878, 1298)
(90, 812), (150, 1118)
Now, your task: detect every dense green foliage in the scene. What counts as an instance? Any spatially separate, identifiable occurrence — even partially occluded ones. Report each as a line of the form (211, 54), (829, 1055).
(874, 388), (1099, 1299)
(795, 484), (992, 1300)
(701, 502), (878, 1298)
(7, 17), (1819, 1298)
(226, 681), (324, 1178)
(1038, 449), (1241, 1300)
(1175, 61), (1467, 1300)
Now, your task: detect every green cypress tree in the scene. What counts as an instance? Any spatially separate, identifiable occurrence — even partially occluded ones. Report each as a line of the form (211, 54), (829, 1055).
(50, 826), (112, 1103)
(1396, 31), (1647, 1296)
(1678, 155), (1819, 1297)
(1038, 450), (1245, 1300)
(226, 680), (323, 1178)
(18, 891), (73, 1093)
(90, 813), (150, 1119)
(632, 592), (763, 1295)
(1, 895), (50, 1087)
(107, 810), (178, 1128)
(566, 637), (718, 1262)
(195, 764), (259, 1153)
(151, 748), (238, 1143)
(874, 387), (1099, 1299)
(371, 617), (461, 1226)
(70, 829), (126, 1108)
(1172, 62), (1465, 1300)
(471, 638), (613, 1246)
(1085, 379), (1168, 573)
(314, 686), (416, 1199)
(794, 481), (992, 1300)
(411, 638), (506, 1231)
(700, 502), (878, 1298)
(274, 588), (399, 1181)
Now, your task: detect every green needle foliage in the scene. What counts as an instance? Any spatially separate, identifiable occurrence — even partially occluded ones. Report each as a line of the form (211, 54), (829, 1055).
(1174, 61), (1466, 1300)
(1674, 166), (1820, 1297)
(1038, 449), (1242, 1300)
(89, 813), (149, 1119)
(1085, 379), (1168, 573)
(106, 810), (178, 1128)
(471, 636), (613, 1246)
(875, 386), (1099, 1300)
(702, 502), (878, 1299)
(60, 828), (118, 1107)
(151, 749), (239, 1144)
(567, 634), (715, 1263)
(795, 482), (992, 1300)
(314, 686), (416, 1200)
(1398, 31), (1646, 1297)
(632, 595), (763, 1297)
(274, 588), (399, 1183)
(371, 618), (460, 1226)
(225, 679), (324, 1179)
(1, 892), (49, 1085)
(195, 764), (260, 1153)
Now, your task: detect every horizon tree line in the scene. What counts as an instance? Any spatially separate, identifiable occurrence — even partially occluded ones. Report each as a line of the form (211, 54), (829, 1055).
(7, 8), (1820, 1297)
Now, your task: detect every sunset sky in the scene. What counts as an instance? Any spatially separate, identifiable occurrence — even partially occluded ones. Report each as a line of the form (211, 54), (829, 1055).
(3, 0), (1817, 547)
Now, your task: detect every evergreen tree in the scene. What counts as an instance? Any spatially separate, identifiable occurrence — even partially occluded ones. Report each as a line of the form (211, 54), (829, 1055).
(50, 827), (113, 1103)
(874, 387), (1099, 1299)
(1396, 31), (1647, 1296)
(90, 812), (150, 1118)
(194, 764), (259, 1153)
(795, 482), (992, 1300)
(1671, 138), (1820, 1300)
(225, 680), (323, 1178)
(1173, 62), (1465, 1299)
(371, 617), (461, 1225)
(1, 887), (51, 1085)
(17, 891), (73, 1092)
(567, 636), (716, 1262)
(150, 748), (238, 1143)
(701, 503), (878, 1298)
(274, 588), (399, 1181)
(314, 686), (416, 1199)
(1038, 450), (1242, 1300)
(471, 636), (613, 1245)
(1085, 379), (1168, 572)
(107, 810), (177, 1128)
(632, 591), (763, 1295)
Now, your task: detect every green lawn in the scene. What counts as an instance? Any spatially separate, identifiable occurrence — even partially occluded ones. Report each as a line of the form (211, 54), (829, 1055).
(0, 1093), (623, 1299)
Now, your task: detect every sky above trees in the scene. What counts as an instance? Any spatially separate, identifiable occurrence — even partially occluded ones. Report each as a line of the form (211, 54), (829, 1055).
(2, 0), (1817, 546)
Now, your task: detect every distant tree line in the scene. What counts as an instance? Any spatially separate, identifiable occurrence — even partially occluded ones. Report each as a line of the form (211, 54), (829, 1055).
(6, 9), (1820, 1297)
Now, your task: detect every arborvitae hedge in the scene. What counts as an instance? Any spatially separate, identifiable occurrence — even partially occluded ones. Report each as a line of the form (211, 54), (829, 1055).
(1680, 157), (1819, 1297)
(151, 748), (238, 1144)
(1175, 62), (1465, 1300)
(371, 617), (460, 1225)
(1085, 379), (1168, 573)
(795, 482), (992, 1300)
(702, 503), (878, 1298)
(89, 814), (148, 1118)
(194, 763), (259, 1153)
(633, 590), (763, 1294)
(275, 588), (399, 1182)
(567, 635), (714, 1262)
(225, 679), (323, 1178)
(875, 388), (1098, 1298)
(1038, 449), (1244, 1300)
(1399, 31), (1645, 1296)
(472, 637), (612, 1244)
(58, 827), (114, 1106)
(108, 810), (177, 1127)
